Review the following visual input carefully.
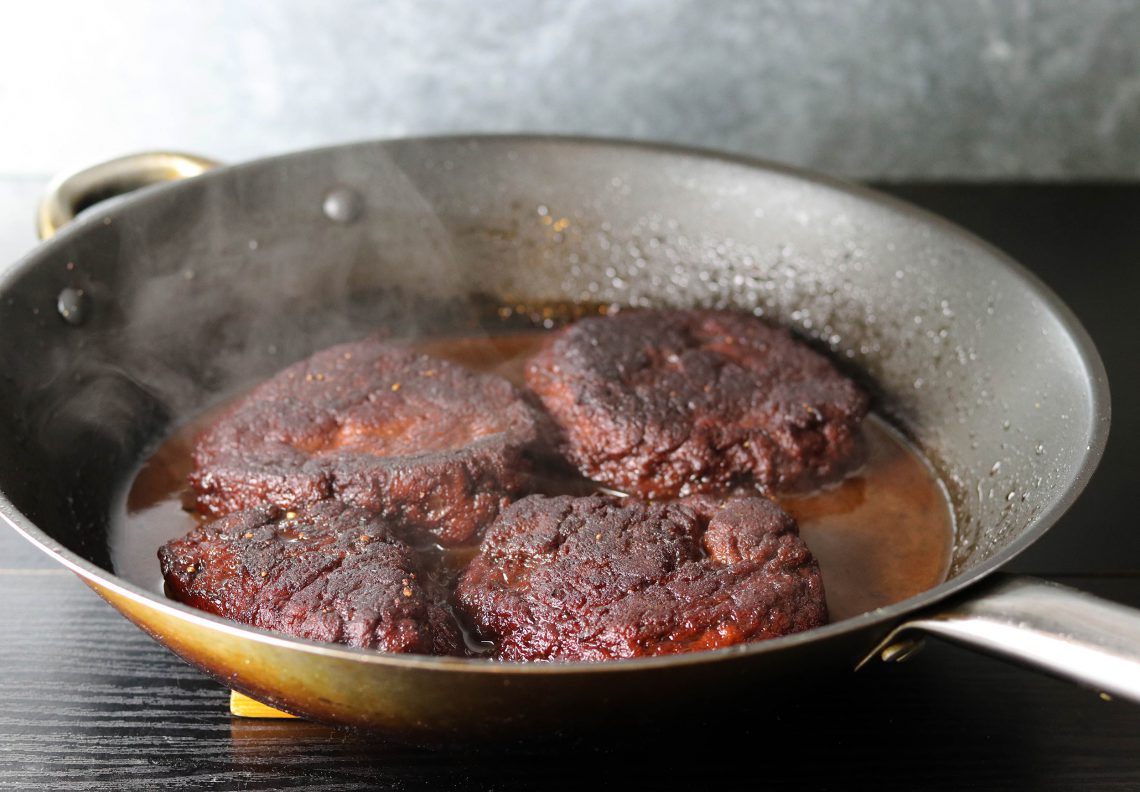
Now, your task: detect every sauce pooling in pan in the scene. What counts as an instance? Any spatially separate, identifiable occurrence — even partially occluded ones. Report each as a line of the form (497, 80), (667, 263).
(113, 330), (954, 625)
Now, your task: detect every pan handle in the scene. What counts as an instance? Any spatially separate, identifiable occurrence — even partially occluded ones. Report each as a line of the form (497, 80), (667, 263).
(862, 575), (1140, 703)
(37, 151), (220, 240)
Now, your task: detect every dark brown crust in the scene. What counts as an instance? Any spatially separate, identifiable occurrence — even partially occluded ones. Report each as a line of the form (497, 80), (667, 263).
(525, 309), (869, 498)
(189, 337), (550, 545)
(158, 500), (462, 655)
(454, 494), (827, 661)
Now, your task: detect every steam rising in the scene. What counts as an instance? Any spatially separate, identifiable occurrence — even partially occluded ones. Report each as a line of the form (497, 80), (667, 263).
(1, 138), (1097, 580)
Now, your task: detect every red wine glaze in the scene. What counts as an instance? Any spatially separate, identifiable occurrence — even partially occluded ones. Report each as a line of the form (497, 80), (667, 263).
(114, 331), (954, 624)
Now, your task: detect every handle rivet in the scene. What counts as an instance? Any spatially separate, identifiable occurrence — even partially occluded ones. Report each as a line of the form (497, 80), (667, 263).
(57, 287), (87, 326)
(322, 186), (363, 224)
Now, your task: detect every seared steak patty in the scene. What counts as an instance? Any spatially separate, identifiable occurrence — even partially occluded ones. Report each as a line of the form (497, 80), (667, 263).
(525, 309), (869, 498)
(190, 337), (549, 545)
(454, 494), (827, 661)
(159, 500), (462, 655)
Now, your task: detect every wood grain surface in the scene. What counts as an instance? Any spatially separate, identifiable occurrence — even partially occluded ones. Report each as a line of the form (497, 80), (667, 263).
(0, 570), (1138, 791)
(1, 184), (1138, 790)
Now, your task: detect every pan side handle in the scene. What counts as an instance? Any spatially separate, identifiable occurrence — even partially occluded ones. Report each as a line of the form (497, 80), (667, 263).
(37, 152), (220, 240)
(861, 575), (1140, 703)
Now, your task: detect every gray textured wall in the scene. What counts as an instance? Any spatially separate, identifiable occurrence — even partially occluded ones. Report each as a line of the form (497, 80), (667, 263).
(1, 0), (1138, 179)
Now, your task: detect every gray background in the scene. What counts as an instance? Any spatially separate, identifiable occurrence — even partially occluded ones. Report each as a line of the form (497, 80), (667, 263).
(1, 0), (1138, 180)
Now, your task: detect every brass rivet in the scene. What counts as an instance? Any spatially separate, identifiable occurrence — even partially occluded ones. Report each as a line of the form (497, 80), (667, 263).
(880, 639), (924, 664)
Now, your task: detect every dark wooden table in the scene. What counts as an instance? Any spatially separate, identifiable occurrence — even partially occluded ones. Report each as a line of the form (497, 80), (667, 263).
(1, 183), (1138, 790)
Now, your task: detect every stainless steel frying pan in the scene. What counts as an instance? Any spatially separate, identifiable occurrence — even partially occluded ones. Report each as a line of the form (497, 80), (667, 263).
(1, 137), (1135, 738)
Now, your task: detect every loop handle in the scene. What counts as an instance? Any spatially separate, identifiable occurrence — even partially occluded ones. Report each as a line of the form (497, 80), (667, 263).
(862, 575), (1140, 703)
(37, 151), (220, 240)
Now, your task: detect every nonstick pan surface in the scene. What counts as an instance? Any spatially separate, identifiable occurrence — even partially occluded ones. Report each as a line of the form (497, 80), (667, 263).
(0, 137), (1129, 736)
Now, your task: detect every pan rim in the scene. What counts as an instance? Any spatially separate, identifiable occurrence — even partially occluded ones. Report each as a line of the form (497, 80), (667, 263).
(0, 133), (1112, 675)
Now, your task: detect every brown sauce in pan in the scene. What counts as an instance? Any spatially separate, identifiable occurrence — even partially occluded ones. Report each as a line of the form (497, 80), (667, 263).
(112, 330), (954, 624)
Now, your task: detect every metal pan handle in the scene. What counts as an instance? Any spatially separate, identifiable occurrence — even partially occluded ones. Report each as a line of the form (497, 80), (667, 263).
(863, 575), (1140, 703)
(37, 151), (220, 240)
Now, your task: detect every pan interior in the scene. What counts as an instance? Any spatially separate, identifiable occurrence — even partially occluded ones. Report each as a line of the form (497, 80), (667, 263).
(0, 137), (1103, 592)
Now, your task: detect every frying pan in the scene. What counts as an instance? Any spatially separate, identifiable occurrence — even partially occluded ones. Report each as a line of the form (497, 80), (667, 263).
(2, 137), (1137, 738)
